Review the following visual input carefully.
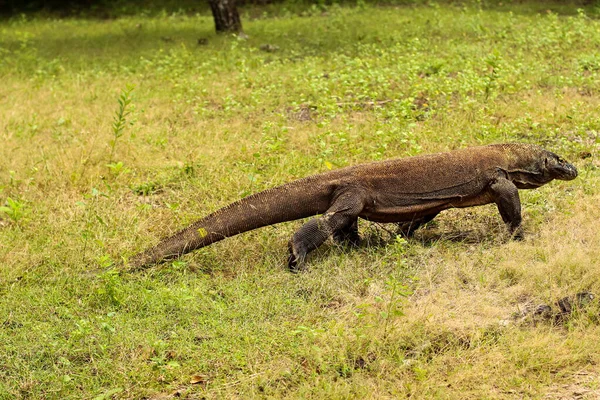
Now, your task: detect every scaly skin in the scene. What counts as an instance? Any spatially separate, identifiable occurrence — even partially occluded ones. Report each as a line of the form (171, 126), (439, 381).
(128, 143), (577, 271)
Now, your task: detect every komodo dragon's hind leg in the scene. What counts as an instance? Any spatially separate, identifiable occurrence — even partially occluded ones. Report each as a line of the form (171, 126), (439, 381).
(288, 191), (365, 272)
(396, 213), (439, 238)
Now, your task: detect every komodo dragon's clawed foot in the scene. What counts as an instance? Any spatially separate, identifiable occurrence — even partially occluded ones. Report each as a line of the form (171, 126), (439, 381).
(509, 226), (524, 241)
(287, 211), (354, 271)
(287, 252), (300, 272)
(287, 242), (307, 273)
(288, 219), (329, 272)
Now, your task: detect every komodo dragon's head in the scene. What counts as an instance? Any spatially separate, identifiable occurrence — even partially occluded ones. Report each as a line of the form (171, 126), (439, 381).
(504, 144), (578, 189)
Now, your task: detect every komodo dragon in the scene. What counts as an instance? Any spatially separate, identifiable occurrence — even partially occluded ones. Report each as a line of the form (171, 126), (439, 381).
(128, 143), (577, 271)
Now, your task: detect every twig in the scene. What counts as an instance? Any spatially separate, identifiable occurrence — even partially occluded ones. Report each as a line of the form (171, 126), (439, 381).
(336, 99), (394, 106)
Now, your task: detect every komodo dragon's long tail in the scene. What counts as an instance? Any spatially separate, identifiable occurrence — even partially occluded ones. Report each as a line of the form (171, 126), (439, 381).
(128, 174), (334, 269)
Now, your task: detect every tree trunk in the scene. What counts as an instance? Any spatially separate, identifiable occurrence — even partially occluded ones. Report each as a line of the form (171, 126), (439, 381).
(208, 0), (243, 34)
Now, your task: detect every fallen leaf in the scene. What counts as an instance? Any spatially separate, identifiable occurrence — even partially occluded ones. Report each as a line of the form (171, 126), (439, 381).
(190, 375), (207, 385)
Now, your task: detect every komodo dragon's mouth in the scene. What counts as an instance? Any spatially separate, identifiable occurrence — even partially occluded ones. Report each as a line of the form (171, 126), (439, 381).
(554, 162), (578, 180)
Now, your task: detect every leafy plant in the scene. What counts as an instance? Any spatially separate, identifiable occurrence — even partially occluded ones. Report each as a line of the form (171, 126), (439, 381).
(106, 161), (131, 177)
(0, 197), (25, 223)
(378, 272), (412, 339)
(109, 84), (135, 163)
(131, 181), (160, 196)
(96, 263), (122, 307)
(483, 52), (501, 101)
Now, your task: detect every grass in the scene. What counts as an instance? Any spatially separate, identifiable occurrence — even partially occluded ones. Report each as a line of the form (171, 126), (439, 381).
(1, 1), (600, 398)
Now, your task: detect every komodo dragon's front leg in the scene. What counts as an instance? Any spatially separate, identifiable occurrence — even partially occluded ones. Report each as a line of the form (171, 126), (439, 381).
(288, 189), (366, 272)
(489, 177), (523, 239)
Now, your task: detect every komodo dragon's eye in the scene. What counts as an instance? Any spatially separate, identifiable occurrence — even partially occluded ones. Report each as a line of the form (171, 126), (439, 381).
(545, 155), (562, 167)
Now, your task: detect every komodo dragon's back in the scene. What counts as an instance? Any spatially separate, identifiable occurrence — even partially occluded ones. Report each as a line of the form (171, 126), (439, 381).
(128, 143), (578, 271)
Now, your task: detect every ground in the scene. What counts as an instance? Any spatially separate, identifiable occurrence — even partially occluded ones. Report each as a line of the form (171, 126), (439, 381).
(1, 2), (600, 398)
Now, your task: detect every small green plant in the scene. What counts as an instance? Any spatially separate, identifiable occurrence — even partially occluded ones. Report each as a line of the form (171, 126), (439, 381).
(109, 84), (135, 163)
(70, 319), (93, 342)
(106, 161), (130, 177)
(483, 52), (501, 101)
(0, 197), (25, 223)
(378, 273), (411, 339)
(149, 339), (180, 371)
(96, 257), (122, 307)
(131, 181), (160, 196)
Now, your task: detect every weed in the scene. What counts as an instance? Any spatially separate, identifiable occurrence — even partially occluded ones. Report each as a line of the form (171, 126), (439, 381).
(96, 264), (122, 307)
(106, 161), (131, 177)
(379, 268), (412, 339)
(131, 181), (161, 196)
(0, 197), (26, 224)
(109, 84), (135, 164)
